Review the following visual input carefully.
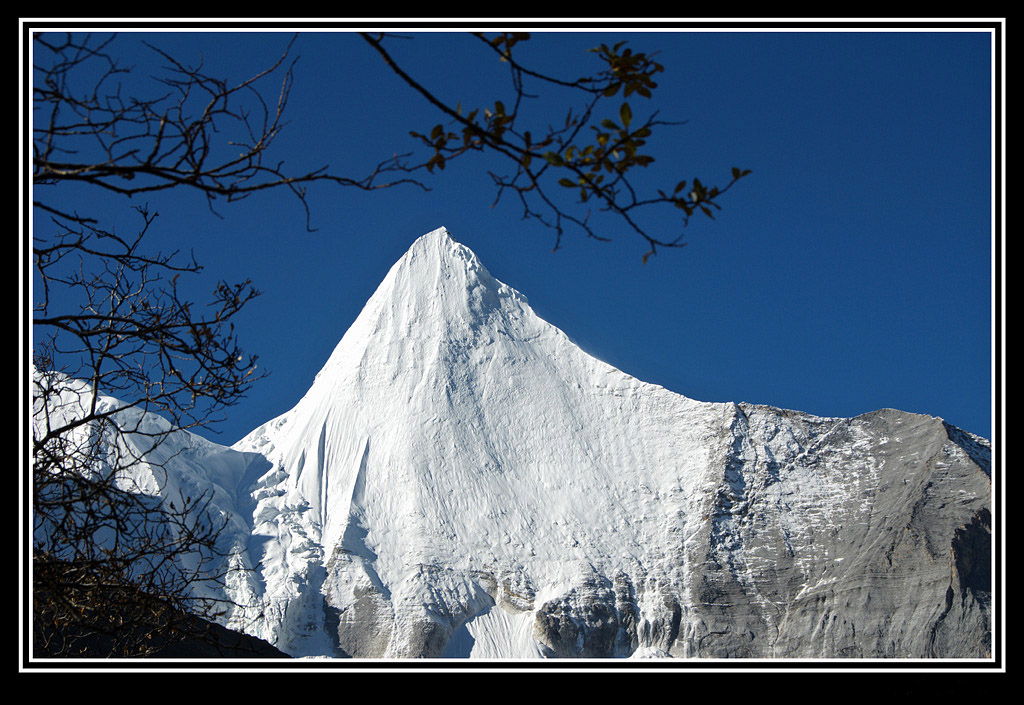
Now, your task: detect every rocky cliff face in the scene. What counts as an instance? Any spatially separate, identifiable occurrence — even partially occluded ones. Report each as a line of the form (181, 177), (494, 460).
(658, 404), (990, 659)
(218, 227), (991, 660)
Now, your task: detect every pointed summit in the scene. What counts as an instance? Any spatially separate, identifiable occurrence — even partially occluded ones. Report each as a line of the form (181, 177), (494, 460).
(372, 225), (525, 322)
(396, 226), (530, 309)
(307, 226), (540, 393)
(403, 225), (471, 261)
(393, 226), (480, 284)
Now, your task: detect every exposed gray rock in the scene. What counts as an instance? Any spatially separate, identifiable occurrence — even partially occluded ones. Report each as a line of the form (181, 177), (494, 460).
(526, 405), (992, 659)
(533, 574), (624, 657)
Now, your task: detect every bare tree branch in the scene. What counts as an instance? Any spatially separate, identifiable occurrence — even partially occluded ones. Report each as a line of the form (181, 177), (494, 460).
(361, 31), (751, 259)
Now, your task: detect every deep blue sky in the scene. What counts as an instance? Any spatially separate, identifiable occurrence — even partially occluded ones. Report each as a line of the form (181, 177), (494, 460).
(30, 25), (998, 444)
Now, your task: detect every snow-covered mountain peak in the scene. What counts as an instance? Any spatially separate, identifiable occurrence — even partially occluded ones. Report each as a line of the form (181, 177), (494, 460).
(297, 226), (554, 400)
(221, 227), (990, 659)
(376, 224), (528, 325)
(33, 226), (992, 660)
(229, 227), (724, 655)
(405, 225), (478, 270)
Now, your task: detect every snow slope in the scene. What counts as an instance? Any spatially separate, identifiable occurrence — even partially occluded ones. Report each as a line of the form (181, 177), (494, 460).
(226, 227), (991, 659)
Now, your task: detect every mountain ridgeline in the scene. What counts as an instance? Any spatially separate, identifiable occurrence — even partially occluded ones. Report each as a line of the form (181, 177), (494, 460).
(48, 227), (994, 659)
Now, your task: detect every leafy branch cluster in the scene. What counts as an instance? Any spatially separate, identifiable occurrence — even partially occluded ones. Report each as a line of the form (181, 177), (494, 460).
(367, 32), (751, 259)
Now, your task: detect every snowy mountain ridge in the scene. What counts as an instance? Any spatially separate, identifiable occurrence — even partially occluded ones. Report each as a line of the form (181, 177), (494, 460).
(33, 226), (992, 660)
